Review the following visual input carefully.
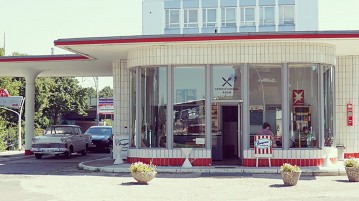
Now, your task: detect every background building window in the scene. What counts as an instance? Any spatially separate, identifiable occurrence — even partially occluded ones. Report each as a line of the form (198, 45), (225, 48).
(165, 9), (180, 28)
(221, 7), (236, 27)
(279, 5), (295, 25)
(173, 66), (206, 148)
(260, 6), (275, 25)
(184, 9), (198, 28)
(240, 7), (255, 26)
(203, 8), (217, 27)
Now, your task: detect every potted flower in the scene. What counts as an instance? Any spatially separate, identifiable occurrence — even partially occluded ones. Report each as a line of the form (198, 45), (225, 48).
(344, 158), (359, 182)
(280, 163), (301, 186)
(129, 161), (157, 184)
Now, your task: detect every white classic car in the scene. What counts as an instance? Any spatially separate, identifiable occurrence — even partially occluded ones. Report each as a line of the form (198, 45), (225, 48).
(31, 125), (91, 159)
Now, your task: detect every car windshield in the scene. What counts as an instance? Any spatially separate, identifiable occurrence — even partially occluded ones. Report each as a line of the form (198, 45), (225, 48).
(44, 127), (77, 135)
(85, 127), (112, 136)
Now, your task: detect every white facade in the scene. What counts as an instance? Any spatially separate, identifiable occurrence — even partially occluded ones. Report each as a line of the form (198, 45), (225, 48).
(142, 0), (319, 35)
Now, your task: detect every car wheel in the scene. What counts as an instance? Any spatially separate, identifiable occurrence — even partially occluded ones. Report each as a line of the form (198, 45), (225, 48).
(64, 146), (73, 159)
(81, 145), (88, 156)
(35, 153), (42, 159)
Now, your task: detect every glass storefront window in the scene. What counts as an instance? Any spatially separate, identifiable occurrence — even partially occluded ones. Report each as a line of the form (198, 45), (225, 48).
(288, 64), (319, 148)
(140, 67), (167, 148)
(173, 66), (206, 148)
(323, 65), (335, 147)
(130, 69), (137, 147)
(249, 64), (282, 148)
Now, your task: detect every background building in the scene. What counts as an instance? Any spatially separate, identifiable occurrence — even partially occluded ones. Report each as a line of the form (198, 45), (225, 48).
(142, 0), (319, 35)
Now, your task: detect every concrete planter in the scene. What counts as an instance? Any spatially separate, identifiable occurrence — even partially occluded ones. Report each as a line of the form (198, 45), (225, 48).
(131, 171), (157, 184)
(345, 167), (359, 182)
(281, 171), (301, 186)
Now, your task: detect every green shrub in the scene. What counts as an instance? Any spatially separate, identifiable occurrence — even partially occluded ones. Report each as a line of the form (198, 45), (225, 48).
(344, 158), (359, 168)
(280, 163), (301, 172)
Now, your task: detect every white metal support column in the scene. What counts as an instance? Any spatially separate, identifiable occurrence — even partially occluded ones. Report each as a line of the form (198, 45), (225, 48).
(167, 65), (173, 149)
(24, 71), (40, 155)
(242, 64), (250, 150)
(282, 63), (290, 149)
(205, 65), (212, 149)
(135, 67), (141, 148)
(319, 64), (325, 147)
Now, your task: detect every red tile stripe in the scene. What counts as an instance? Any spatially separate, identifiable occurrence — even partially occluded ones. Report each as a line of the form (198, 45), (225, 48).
(0, 55), (89, 62)
(243, 158), (337, 167)
(127, 157), (212, 166)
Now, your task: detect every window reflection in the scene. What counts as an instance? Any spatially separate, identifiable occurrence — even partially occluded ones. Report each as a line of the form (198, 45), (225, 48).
(130, 69), (136, 147)
(323, 65), (335, 147)
(140, 67), (167, 148)
(173, 66), (206, 148)
(249, 64), (282, 148)
(288, 64), (319, 148)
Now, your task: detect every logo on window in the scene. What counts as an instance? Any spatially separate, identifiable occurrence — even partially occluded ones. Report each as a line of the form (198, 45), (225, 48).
(221, 75), (237, 87)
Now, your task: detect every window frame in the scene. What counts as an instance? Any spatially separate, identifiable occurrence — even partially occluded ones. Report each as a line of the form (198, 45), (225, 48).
(184, 9), (198, 28)
(240, 7), (255, 26)
(221, 7), (236, 27)
(165, 9), (180, 29)
(259, 6), (275, 26)
(279, 5), (295, 25)
(203, 8), (217, 27)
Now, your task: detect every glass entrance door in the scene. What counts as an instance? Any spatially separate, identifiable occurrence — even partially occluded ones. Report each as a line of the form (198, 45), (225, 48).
(212, 102), (242, 165)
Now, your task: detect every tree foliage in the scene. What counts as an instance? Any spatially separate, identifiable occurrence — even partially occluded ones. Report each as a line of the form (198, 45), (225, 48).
(99, 86), (113, 98)
(43, 77), (90, 124)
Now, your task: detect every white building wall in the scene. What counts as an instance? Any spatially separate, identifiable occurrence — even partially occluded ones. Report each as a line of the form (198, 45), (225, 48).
(336, 56), (359, 154)
(112, 60), (130, 159)
(295, 0), (319, 31)
(142, 0), (165, 35)
(127, 42), (335, 67)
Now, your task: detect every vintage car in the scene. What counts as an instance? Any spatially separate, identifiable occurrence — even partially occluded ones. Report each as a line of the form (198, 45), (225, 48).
(31, 125), (91, 159)
(85, 126), (113, 151)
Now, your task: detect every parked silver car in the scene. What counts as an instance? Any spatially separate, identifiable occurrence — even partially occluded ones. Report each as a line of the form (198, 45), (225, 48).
(31, 125), (91, 159)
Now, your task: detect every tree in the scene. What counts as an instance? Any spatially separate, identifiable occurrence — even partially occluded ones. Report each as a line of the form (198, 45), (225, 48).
(44, 77), (90, 124)
(99, 86), (113, 98)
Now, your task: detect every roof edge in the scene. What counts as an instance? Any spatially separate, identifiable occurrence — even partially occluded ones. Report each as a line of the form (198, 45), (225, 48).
(54, 30), (359, 46)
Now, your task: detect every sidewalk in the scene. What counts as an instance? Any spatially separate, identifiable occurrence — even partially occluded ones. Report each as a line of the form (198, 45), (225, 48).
(0, 150), (347, 176)
(79, 157), (347, 176)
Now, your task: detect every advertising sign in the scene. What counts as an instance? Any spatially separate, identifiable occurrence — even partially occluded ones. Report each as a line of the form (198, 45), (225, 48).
(98, 98), (114, 115)
(0, 96), (24, 109)
(254, 135), (273, 167)
(347, 103), (353, 126)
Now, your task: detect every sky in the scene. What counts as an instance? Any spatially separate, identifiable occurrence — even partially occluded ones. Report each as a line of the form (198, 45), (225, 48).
(0, 0), (142, 90)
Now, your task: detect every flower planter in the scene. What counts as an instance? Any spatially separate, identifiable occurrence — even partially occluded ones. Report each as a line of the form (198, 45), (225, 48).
(131, 172), (157, 184)
(281, 171), (301, 186)
(345, 167), (359, 182)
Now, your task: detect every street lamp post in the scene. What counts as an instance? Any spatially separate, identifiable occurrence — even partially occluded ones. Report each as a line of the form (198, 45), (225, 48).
(94, 77), (100, 126)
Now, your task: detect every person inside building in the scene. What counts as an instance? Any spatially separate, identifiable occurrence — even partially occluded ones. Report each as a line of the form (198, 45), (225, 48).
(256, 122), (275, 147)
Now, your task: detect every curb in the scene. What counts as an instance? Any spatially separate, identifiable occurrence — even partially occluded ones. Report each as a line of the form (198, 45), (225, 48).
(79, 159), (347, 176)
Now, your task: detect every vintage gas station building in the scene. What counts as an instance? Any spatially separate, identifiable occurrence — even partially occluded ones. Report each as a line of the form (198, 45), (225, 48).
(1, 31), (359, 167)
